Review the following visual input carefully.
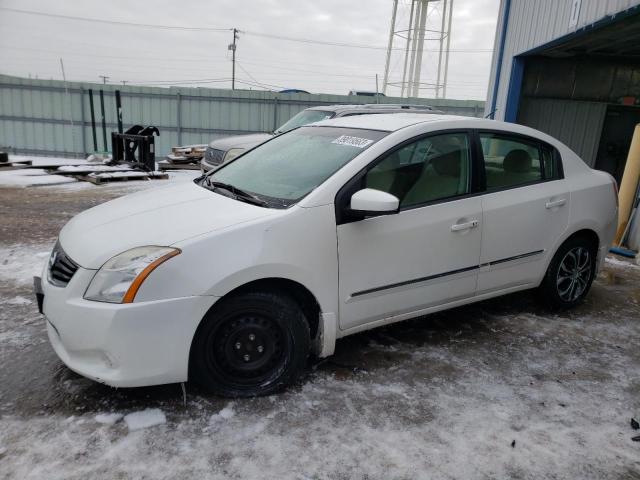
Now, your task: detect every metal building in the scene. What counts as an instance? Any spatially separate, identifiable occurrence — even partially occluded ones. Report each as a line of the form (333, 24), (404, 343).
(486, 0), (640, 182)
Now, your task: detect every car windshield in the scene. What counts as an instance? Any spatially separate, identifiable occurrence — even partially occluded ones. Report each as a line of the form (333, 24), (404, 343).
(274, 110), (335, 134)
(202, 126), (387, 208)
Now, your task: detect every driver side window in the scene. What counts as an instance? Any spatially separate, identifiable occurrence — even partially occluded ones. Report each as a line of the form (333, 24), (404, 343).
(365, 132), (471, 208)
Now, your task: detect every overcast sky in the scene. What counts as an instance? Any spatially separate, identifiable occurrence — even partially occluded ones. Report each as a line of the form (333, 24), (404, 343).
(0, 0), (499, 100)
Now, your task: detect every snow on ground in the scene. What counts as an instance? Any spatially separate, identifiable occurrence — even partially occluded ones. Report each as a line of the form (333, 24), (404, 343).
(0, 166), (198, 191)
(56, 165), (133, 173)
(0, 257), (638, 478)
(9, 155), (89, 167)
(1, 179), (639, 479)
(606, 255), (640, 268)
(0, 169), (77, 188)
(1, 354), (639, 479)
(94, 413), (124, 426)
(2, 154), (200, 189)
(123, 409), (167, 431)
(0, 245), (51, 286)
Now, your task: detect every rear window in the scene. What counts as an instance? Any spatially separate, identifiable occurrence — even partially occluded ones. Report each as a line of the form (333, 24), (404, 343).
(479, 132), (561, 190)
(275, 110), (335, 134)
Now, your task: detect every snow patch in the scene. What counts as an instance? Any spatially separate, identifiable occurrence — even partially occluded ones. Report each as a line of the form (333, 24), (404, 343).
(56, 165), (133, 173)
(0, 244), (51, 286)
(209, 404), (235, 424)
(3, 296), (32, 305)
(95, 413), (124, 425)
(606, 256), (639, 269)
(123, 409), (166, 431)
(0, 169), (77, 188)
(9, 155), (89, 167)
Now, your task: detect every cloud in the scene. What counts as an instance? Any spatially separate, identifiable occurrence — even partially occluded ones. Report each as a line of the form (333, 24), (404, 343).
(0, 0), (499, 99)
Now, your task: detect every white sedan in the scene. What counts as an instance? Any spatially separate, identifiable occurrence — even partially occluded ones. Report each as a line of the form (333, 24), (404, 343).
(36, 113), (618, 397)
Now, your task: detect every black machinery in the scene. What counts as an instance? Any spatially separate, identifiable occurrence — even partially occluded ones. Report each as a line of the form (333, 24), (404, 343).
(110, 125), (160, 172)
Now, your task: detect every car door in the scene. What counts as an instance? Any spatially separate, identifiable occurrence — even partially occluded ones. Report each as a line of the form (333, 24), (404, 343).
(476, 131), (569, 294)
(336, 131), (482, 331)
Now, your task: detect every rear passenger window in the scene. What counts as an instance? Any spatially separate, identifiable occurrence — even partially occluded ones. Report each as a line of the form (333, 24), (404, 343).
(480, 133), (543, 189)
(365, 132), (471, 208)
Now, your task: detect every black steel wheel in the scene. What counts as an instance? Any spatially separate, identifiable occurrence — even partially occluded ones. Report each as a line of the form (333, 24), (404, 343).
(190, 291), (310, 397)
(538, 235), (597, 309)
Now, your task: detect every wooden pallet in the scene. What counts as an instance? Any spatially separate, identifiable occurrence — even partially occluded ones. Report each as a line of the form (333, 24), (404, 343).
(55, 167), (135, 175)
(0, 160), (32, 170)
(77, 171), (169, 185)
(158, 161), (201, 171)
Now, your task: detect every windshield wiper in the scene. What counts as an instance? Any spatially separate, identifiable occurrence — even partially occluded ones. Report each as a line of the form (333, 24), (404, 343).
(205, 178), (268, 207)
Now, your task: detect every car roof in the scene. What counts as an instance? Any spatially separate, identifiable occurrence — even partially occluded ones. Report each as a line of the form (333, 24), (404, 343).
(310, 113), (467, 132)
(309, 113), (565, 147)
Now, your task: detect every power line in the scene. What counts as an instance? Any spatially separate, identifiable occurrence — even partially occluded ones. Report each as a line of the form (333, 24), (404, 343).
(0, 7), (493, 53)
(235, 62), (263, 86)
(0, 7), (231, 32)
(243, 30), (492, 53)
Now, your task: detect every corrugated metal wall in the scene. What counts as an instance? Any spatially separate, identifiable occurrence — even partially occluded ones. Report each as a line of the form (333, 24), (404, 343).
(0, 74), (485, 158)
(486, 0), (640, 120)
(518, 98), (606, 166)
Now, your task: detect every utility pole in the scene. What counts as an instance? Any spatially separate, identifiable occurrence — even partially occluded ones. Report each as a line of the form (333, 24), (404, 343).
(228, 28), (239, 90)
(121, 80), (128, 86)
(99, 75), (109, 84)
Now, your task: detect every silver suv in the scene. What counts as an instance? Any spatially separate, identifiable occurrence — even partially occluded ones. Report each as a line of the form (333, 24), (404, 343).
(201, 104), (441, 172)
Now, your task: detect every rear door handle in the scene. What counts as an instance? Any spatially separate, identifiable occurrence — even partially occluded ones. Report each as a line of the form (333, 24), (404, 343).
(451, 220), (479, 232)
(545, 198), (567, 209)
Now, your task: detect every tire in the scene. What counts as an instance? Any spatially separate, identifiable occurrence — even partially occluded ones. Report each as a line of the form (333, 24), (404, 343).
(538, 235), (597, 309)
(190, 291), (310, 397)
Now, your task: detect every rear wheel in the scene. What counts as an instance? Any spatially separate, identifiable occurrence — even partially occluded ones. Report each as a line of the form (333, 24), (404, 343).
(538, 236), (597, 309)
(190, 291), (310, 397)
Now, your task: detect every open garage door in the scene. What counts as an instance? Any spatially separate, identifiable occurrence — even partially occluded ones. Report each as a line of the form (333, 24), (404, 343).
(512, 10), (640, 180)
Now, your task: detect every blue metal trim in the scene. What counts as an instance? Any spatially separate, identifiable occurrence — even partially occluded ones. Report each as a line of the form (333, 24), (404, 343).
(504, 56), (524, 122)
(489, 0), (512, 119)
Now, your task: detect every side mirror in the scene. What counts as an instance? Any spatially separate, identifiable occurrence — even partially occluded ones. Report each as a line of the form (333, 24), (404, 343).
(349, 188), (399, 216)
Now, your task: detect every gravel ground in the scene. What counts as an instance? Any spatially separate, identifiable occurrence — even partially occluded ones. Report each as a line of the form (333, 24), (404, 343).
(0, 174), (639, 479)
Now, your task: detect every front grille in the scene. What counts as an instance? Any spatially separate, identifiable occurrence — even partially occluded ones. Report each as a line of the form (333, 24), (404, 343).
(204, 147), (225, 166)
(48, 242), (79, 287)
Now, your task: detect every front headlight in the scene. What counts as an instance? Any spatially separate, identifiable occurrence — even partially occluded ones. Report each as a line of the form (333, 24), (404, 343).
(223, 148), (245, 163)
(84, 246), (180, 303)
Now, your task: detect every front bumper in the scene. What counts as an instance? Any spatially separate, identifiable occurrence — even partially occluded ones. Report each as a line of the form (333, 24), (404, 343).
(39, 265), (216, 388)
(200, 158), (219, 173)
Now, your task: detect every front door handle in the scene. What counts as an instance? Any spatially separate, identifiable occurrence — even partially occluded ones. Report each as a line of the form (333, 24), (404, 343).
(451, 220), (479, 232)
(545, 198), (567, 209)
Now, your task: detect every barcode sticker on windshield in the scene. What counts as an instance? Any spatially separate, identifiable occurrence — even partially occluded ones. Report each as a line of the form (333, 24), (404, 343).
(331, 135), (374, 148)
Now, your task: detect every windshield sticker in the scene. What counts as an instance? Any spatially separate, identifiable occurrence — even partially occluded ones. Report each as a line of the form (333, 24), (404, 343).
(331, 135), (374, 148)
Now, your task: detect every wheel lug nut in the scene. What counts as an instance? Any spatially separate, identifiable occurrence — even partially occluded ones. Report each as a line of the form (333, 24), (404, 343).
(249, 334), (256, 341)
(235, 342), (242, 350)
(257, 345), (264, 353)
(243, 354), (250, 362)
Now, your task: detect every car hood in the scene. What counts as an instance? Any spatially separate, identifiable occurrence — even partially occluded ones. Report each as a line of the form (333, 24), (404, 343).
(208, 133), (273, 151)
(59, 181), (279, 268)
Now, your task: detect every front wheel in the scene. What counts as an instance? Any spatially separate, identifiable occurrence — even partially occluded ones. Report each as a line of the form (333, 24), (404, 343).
(538, 236), (597, 309)
(190, 291), (310, 397)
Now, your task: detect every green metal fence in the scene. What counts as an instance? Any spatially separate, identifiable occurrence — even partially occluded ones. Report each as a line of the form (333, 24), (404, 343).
(0, 74), (485, 158)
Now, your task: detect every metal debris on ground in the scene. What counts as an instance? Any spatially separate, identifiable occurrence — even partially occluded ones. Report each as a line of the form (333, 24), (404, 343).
(77, 171), (169, 185)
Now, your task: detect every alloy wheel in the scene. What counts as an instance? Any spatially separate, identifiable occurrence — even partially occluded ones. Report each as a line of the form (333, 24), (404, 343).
(556, 246), (592, 302)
